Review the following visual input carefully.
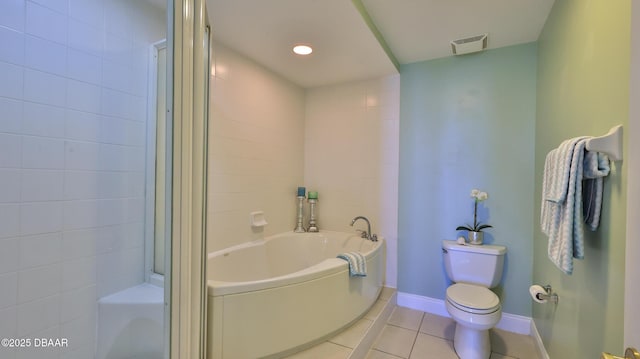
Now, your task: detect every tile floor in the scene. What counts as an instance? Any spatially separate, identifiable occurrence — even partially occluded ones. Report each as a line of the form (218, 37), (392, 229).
(286, 288), (540, 359)
(285, 287), (396, 359)
(368, 306), (539, 359)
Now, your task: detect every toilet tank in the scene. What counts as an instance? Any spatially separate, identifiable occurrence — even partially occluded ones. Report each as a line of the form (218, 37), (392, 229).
(442, 240), (506, 288)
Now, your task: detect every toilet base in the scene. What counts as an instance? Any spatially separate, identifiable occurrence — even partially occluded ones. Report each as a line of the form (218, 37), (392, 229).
(453, 323), (490, 359)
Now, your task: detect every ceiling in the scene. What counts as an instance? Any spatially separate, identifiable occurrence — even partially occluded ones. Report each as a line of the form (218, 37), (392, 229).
(206, 0), (556, 88)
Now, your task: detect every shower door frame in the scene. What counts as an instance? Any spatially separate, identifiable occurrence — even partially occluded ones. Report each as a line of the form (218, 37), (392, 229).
(145, 39), (169, 284)
(167, 0), (210, 358)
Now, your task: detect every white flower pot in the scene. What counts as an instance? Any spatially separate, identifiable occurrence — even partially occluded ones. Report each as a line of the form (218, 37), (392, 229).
(468, 231), (483, 245)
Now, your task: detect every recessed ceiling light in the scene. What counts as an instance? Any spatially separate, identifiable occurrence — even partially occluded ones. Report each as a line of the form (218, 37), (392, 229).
(293, 45), (313, 56)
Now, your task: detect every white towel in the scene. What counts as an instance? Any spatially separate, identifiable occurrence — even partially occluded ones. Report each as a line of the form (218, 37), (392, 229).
(541, 137), (589, 275)
(337, 252), (367, 277)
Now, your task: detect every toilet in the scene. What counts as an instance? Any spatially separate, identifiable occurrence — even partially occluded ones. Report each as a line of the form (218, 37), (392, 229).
(442, 240), (507, 359)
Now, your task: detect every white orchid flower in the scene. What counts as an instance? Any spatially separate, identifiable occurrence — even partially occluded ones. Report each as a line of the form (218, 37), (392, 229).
(457, 188), (493, 233)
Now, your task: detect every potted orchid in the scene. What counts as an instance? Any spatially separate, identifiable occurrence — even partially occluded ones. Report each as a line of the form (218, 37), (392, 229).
(456, 189), (492, 245)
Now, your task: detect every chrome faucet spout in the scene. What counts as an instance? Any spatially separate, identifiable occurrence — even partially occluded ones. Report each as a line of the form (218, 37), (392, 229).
(350, 216), (378, 241)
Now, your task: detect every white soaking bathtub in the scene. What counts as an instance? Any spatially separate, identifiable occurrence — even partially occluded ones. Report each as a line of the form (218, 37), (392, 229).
(206, 231), (386, 359)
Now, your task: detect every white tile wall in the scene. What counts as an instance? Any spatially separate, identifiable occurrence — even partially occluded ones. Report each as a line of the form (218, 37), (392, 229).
(0, 204), (21, 238)
(23, 103), (66, 138)
(0, 98), (22, 133)
(0, 0), (25, 32)
(16, 294), (61, 336)
(62, 229), (97, 260)
(17, 263), (61, 303)
(67, 48), (102, 85)
(0, 62), (24, 100)
(68, 0), (103, 26)
(0, 169), (21, 202)
(21, 137), (65, 169)
(208, 42), (305, 252)
(304, 76), (400, 288)
(68, 18), (102, 56)
(67, 79), (102, 114)
(19, 233), (63, 269)
(0, 273), (18, 309)
(0, 306), (18, 339)
(25, 2), (67, 45)
(25, 35), (67, 76)
(64, 110), (101, 141)
(30, 0), (67, 15)
(21, 170), (64, 202)
(0, 134), (22, 167)
(0, 1), (165, 357)
(19, 202), (64, 235)
(24, 69), (67, 107)
(0, 27), (25, 66)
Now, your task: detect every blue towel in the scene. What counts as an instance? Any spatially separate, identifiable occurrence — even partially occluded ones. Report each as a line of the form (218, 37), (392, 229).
(541, 137), (587, 274)
(582, 151), (610, 231)
(541, 137), (610, 275)
(337, 252), (367, 277)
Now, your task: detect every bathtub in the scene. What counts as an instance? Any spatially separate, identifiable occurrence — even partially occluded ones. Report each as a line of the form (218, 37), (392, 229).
(206, 231), (385, 359)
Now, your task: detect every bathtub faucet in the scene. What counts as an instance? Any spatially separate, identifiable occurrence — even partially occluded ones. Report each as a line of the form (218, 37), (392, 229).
(350, 216), (378, 242)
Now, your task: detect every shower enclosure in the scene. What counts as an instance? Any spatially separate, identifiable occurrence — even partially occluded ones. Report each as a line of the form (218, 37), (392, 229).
(0, 0), (210, 358)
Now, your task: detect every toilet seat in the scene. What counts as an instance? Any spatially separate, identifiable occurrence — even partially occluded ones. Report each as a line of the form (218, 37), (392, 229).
(446, 283), (500, 315)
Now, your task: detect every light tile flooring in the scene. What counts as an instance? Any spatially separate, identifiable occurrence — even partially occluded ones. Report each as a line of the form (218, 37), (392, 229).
(285, 287), (396, 359)
(368, 306), (539, 359)
(286, 288), (540, 359)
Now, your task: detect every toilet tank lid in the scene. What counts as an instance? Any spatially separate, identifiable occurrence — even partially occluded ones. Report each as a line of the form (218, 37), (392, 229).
(442, 240), (506, 255)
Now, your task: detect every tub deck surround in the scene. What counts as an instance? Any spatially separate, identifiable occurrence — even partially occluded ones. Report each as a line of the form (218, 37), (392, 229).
(207, 231), (382, 295)
(206, 231), (386, 359)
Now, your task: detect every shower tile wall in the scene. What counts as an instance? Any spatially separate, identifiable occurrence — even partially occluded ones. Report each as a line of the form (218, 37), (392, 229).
(304, 77), (400, 287)
(208, 42), (306, 252)
(0, 1), (164, 358)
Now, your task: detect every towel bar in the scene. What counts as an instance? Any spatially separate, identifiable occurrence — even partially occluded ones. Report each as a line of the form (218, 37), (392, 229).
(585, 125), (623, 161)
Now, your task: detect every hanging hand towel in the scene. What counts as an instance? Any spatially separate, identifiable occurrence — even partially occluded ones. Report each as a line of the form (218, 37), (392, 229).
(541, 137), (589, 275)
(582, 151), (610, 231)
(337, 252), (367, 277)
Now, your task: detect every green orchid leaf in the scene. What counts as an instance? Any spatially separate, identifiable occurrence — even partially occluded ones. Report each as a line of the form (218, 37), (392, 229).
(476, 224), (493, 231)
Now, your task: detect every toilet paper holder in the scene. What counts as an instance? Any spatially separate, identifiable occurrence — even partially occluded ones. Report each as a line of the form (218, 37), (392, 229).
(536, 285), (559, 303)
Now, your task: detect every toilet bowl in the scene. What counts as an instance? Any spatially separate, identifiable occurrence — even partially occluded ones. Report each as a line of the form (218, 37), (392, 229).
(441, 240), (507, 359)
(445, 283), (501, 359)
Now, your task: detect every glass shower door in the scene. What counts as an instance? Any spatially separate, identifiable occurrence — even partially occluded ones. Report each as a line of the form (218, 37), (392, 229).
(0, 0), (171, 358)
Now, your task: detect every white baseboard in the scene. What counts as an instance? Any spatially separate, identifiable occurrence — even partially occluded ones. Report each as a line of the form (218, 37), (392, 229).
(530, 318), (550, 359)
(495, 313), (531, 335)
(396, 292), (531, 335)
(397, 291), (450, 318)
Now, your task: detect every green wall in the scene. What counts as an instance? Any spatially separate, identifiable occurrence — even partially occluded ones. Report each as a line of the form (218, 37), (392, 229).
(533, 0), (630, 357)
(398, 43), (537, 316)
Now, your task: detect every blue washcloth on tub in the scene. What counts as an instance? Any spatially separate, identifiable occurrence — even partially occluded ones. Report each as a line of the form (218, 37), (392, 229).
(337, 252), (367, 277)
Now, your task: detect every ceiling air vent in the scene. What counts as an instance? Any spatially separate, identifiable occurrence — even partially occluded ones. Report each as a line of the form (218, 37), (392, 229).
(451, 34), (488, 55)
